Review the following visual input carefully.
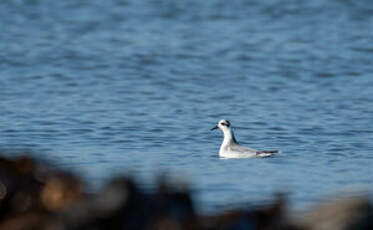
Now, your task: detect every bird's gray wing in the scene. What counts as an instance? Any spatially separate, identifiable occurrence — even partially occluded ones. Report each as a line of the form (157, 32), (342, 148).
(229, 144), (257, 153)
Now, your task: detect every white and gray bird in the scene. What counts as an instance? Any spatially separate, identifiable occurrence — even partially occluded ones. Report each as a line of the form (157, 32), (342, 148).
(211, 120), (278, 158)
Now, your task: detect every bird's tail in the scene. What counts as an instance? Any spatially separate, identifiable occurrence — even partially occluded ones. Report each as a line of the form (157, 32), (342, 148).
(256, 150), (279, 157)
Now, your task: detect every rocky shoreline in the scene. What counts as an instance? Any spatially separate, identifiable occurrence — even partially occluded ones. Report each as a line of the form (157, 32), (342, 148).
(0, 154), (372, 230)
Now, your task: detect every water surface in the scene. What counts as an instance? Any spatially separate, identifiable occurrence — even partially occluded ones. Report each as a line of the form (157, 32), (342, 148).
(1, 0), (373, 212)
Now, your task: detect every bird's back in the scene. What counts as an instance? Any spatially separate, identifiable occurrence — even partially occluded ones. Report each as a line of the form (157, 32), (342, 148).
(220, 143), (278, 158)
(219, 143), (258, 158)
(230, 143), (257, 153)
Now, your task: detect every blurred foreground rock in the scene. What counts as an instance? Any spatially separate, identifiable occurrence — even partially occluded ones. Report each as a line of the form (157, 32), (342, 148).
(296, 196), (373, 230)
(0, 154), (372, 230)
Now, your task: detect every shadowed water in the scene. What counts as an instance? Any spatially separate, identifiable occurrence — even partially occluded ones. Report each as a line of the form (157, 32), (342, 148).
(1, 0), (373, 212)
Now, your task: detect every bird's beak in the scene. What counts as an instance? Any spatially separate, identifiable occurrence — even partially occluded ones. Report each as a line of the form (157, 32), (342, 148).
(210, 126), (219, 131)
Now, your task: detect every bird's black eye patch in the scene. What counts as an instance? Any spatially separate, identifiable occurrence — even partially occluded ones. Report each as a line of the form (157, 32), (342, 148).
(221, 122), (228, 126)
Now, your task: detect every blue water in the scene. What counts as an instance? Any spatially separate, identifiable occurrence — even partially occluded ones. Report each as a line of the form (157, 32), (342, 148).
(1, 0), (373, 212)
